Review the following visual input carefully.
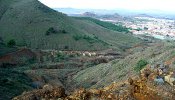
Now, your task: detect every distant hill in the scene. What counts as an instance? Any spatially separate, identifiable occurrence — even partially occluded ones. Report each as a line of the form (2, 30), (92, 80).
(54, 8), (119, 15)
(99, 13), (122, 19)
(81, 12), (97, 17)
(133, 14), (153, 18)
(71, 12), (124, 20)
(0, 0), (141, 51)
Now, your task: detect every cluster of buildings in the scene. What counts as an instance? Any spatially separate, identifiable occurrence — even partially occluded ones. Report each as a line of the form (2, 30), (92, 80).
(123, 17), (175, 40)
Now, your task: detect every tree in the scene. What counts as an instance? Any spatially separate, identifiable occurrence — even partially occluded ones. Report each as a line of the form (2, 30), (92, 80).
(64, 46), (69, 50)
(7, 39), (16, 47)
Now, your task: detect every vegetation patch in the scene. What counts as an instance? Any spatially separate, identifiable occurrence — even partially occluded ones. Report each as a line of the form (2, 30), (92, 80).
(56, 52), (76, 62)
(74, 17), (130, 33)
(73, 34), (96, 43)
(73, 34), (82, 41)
(7, 39), (16, 47)
(73, 34), (108, 45)
(61, 29), (67, 34)
(134, 59), (148, 72)
(0, 68), (32, 100)
(45, 27), (67, 36)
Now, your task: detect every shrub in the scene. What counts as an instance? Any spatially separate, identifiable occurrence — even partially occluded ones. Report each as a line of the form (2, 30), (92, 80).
(135, 59), (148, 72)
(45, 27), (57, 35)
(83, 35), (96, 44)
(83, 35), (91, 40)
(56, 52), (69, 61)
(28, 58), (36, 64)
(45, 32), (50, 35)
(57, 53), (65, 60)
(73, 34), (101, 44)
(64, 46), (69, 50)
(94, 36), (99, 39)
(73, 35), (82, 41)
(7, 39), (16, 47)
(61, 30), (67, 34)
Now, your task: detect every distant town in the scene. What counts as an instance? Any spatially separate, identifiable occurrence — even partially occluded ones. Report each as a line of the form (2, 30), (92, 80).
(102, 16), (175, 40)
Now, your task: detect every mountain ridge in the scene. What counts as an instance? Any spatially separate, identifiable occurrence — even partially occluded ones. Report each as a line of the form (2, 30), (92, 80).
(0, 0), (141, 51)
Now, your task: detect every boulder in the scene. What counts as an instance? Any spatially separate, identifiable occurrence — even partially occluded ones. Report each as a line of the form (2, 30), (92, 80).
(43, 84), (54, 92)
(164, 74), (175, 86)
(154, 77), (164, 85)
(31, 81), (44, 89)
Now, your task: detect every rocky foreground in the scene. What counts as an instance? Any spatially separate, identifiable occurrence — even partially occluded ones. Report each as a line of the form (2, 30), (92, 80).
(13, 63), (175, 100)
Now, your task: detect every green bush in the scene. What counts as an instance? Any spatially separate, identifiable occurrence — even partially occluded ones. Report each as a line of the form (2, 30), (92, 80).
(45, 28), (67, 35)
(45, 32), (50, 35)
(135, 59), (148, 72)
(73, 35), (82, 41)
(94, 36), (99, 39)
(57, 53), (65, 60)
(61, 29), (67, 34)
(7, 39), (16, 47)
(56, 52), (69, 61)
(73, 34), (106, 45)
(45, 27), (57, 35)
(64, 46), (69, 50)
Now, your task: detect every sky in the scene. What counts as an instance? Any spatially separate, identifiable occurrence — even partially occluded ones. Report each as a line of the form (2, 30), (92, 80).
(39, 0), (175, 12)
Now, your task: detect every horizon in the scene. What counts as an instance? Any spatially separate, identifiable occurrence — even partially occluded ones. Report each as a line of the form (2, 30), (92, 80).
(39, 0), (175, 13)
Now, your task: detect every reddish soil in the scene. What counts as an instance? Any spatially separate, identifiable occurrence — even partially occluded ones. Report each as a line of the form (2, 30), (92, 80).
(0, 48), (36, 67)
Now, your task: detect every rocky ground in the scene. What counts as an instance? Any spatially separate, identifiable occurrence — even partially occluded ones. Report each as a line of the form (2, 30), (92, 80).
(13, 62), (175, 100)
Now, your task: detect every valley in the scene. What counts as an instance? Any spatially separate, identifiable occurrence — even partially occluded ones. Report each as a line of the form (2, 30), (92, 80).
(1, 0), (175, 100)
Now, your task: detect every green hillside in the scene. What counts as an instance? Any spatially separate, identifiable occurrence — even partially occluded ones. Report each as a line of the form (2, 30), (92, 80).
(0, 37), (17, 56)
(2, 0), (175, 100)
(0, 0), (141, 51)
(70, 41), (175, 88)
(74, 17), (130, 33)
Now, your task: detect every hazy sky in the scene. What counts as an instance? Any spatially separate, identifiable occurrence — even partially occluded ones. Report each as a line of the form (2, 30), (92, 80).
(39, 0), (175, 12)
